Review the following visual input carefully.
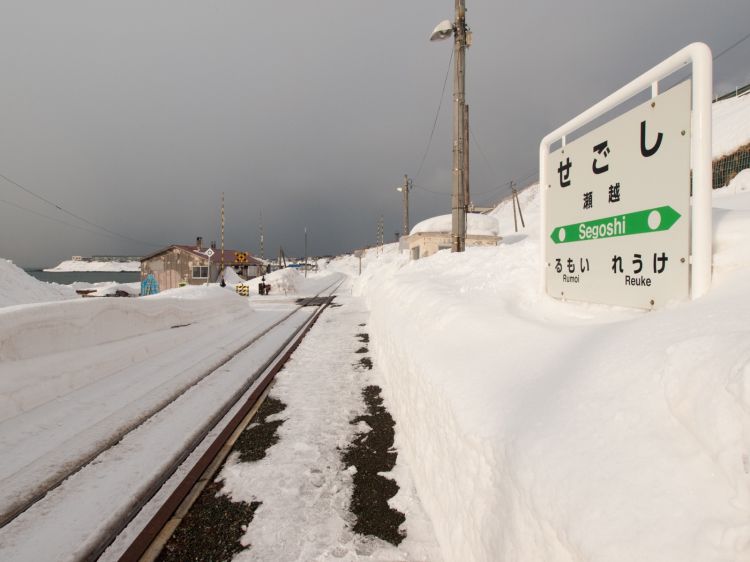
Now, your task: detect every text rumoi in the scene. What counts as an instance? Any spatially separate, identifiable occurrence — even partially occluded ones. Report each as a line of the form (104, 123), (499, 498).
(550, 206), (681, 244)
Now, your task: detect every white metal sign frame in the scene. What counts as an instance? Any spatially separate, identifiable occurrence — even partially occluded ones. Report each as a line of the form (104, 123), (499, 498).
(539, 42), (712, 302)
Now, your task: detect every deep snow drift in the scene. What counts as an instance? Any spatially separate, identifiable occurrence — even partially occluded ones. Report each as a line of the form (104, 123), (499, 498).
(323, 88), (750, 559)
(321, 183), (750, 562)
(220, 265), (331, 296)
(0, 259), (76, 307)
(261, 266), (332, 295)
(0, 285), (247, 364)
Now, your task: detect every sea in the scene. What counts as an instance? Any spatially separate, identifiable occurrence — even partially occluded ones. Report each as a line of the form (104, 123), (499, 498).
(26, 271), (140, 285)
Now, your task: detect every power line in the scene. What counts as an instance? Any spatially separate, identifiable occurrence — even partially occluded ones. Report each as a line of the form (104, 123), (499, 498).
(714, 30), (750, 61)
(475, 170), (540, 207)
(469, 127), (498, 182)
(0, 197), (137, 243)
(414, 167), (538, 201)
(465, 30), (750, 206)
(413, 49), (454, 181)
(0, 172), (161, 248)
(470, 33), (750, 206)
(516, 169), (539, 185)
(412, 31), (750, 210)
(412, 183), (451, 195)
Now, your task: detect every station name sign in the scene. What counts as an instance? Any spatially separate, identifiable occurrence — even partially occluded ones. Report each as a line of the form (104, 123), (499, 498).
(544, 80), (691, 309)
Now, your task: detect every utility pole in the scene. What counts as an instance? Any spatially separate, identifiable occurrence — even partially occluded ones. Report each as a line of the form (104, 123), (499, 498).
(220, 192), (225, 276)
(304, 227), (308, 278)
(452, 0), (469, 252)
(515, 191), (525, 228)
(431, 3), (470, 252)
(464, 104), (470, 211)
(512, 183), (526, 231)
(377, 216), (384, 254)
(259, 211), (265, 260)
(398, 174), (413, 239)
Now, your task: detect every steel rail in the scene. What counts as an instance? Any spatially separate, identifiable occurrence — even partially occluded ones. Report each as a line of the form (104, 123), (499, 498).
(116, 284), (341, 561)
(0, 278), (343, 533)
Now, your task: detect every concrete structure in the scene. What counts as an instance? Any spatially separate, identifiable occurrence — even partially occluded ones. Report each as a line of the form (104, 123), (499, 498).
(405, 213), (501, 260)
(140, 238), (265, 290)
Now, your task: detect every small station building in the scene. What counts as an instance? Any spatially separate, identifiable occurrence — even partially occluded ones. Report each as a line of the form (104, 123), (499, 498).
(140, 237), (266, 290)
(404, 213), (502, 260)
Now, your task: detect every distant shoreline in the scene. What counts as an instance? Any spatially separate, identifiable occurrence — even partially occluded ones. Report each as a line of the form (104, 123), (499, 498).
(43, 259), (141, 273)
(26, 270), (141, 285)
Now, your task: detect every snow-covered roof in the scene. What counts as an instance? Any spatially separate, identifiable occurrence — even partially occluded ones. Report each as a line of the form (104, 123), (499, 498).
(410, 213), (500, 237)
(141, 245), (264, 266)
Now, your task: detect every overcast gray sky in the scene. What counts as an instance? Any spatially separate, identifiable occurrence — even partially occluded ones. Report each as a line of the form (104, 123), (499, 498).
(1, 1), (749, 268)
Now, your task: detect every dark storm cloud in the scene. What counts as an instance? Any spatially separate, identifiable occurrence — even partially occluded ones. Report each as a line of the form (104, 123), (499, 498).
(0, 1), (748, 267)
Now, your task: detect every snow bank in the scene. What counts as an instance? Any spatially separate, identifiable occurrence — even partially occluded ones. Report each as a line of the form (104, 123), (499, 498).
(261, 267), (341, 296)
(264, 268), (305, 294)
(730, 168), (750, 193)
(44, 260), (140, 272)
(70, 281), (140, 297)
(713, 93), (750, 159)
(0, 285), (246, 362)
(222, 266), (244, 285)
(0, 259), (76, 307)
(410, 213), (500, 236)
(714, 168), (750, 198)
(349, 185), (750, 562)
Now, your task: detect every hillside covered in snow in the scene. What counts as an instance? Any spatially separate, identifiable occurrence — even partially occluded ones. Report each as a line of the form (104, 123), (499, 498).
(713, 92), (750, 158)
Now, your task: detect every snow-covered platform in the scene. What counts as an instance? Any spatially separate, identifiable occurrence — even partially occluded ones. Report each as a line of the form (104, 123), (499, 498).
(322, 185), (750, 562)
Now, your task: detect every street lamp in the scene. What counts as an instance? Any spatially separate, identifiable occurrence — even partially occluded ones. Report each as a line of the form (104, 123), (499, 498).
(431, 2), (471, 252)
(430, 20), (453, 41)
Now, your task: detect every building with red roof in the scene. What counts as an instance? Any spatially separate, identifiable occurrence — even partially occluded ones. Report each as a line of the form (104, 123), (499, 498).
(140, 237), (266, 290)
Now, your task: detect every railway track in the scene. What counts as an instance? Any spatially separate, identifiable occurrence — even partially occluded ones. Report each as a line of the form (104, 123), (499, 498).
(0, 278), (343, 561)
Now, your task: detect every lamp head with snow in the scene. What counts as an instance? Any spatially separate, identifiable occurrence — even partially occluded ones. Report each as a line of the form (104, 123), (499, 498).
(430, 20), (453, 41)
(396, 186), (403, 192)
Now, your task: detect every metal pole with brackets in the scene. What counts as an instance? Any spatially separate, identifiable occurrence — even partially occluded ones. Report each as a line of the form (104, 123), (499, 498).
(431, 1), (471, 253)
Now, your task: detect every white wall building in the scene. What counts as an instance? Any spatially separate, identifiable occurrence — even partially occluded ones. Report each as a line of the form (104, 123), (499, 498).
(405, 213), (502, 259)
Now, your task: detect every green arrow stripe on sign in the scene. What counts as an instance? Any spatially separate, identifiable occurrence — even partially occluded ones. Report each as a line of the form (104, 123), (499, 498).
(550, 206), (681, 244)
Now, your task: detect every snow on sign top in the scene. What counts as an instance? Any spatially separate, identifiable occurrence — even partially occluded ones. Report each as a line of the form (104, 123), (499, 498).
(545, 80), (691, 309)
